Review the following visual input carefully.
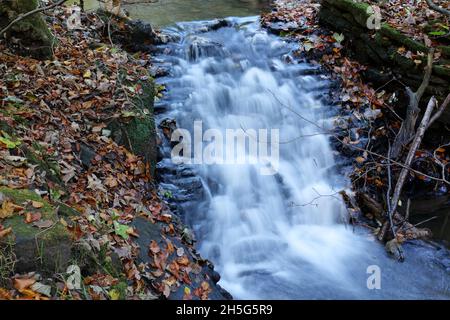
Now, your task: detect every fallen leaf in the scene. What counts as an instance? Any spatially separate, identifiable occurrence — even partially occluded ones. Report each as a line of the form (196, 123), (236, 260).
(0, 200), (15, 219)
(25, 212), (42, 224)
(32, 220), (54, 229)
(0, 288), (12, 300)
(149, 240), (160, 254)
(177, 256), (190, 266)
(355, 156), (366, 164)
(163, 284), (170, 298)
(66, 265), (81, 290)
(30, 282), (52, 297)
(109, 289), (120, 300)
(113, 221), (129, 240)
(176, 247), (185, 257)
(0, 227), (12, 238)
(31, 201), (44, 209)
(13, 277), (36, 292)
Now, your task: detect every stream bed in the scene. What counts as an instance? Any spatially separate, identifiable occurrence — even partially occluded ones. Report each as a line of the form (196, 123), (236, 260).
(152, 17), (450, 299)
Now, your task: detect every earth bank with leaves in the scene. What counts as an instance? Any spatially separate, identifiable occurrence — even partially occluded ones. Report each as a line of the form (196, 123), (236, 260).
(0, 5), (230, 300)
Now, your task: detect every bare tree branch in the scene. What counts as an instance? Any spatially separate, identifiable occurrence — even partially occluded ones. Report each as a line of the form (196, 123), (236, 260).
(425, 0), (450, 16)
(391, 49), (434, 159)
(428, 93), (450, 129)
(388, 97), (437, 223)
(267, 89), (450, 185)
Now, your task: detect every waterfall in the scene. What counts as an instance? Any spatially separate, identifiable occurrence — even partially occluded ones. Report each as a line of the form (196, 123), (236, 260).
(154, 17), (450, 300)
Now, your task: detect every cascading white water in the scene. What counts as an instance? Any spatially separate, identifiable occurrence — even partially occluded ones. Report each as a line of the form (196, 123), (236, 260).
(155, 17), (450, 300)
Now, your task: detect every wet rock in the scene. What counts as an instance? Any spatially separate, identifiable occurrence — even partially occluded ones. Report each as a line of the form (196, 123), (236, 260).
(267, 21), (303, 35)
(158, 32), (181, 44)
(187, 36), (225, 61)
(158, 118), (178, 140)
(205, 19), (232, 32)
(131, 216), (232, 300)
(153, 101), (170, 114)
(97, 11), (162, 52)
(79, 143), (96, 169)
(150, 66), (170, 78)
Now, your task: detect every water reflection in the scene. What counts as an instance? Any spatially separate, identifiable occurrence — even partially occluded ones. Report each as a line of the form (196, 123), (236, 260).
(68, 0), (271, 26)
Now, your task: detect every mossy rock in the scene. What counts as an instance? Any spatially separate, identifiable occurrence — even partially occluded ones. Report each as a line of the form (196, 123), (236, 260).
(21, 144), (63, 185)
(379, 23), (429, 53)
(109, 113), (157, 175)
(438, 46), (450, 58)
(0, 0), (54, 59)
(0, 187), (71, 275)
(322, 0), (371, 28)
(108, 78), (157, 176)
(433, 65), (450, 79)
(72, 242), (122, 279)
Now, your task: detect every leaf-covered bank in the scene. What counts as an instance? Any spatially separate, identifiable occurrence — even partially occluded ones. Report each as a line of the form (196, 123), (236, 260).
(0, 5), (229, 300)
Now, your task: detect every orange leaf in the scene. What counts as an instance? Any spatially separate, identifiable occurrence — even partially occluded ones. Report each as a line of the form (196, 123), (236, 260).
(13, 278), (36, 292)
(177, 256), (190, 266)
(0, 227), (12, 239)
(31, 201), (44, 209)
(25, 212), (42, 224)
(149, 240), (160, 254)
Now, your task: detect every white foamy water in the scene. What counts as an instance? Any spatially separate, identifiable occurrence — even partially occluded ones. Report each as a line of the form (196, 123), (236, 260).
(155, 17), (450, 299)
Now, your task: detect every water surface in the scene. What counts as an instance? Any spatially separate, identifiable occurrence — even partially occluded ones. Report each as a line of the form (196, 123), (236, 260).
(68, 0), (271, 26)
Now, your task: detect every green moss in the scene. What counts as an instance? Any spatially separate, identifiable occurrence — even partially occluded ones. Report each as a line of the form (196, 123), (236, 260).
(0, 187), (67, 241)
(438, 46), (450, 58)
(322, 0), (370, 27)
(433, 65), (450, 79)
(21, 144), (62, 185)
(0, 0), (55, 59)
(108, 76), (157, 175)
(0, 187), (71, 274)
(380, 23), (429, 53)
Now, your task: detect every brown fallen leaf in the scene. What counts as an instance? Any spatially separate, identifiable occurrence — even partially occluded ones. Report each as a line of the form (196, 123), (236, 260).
(32, 220), (54, 229)
(13, 277), (36, 292)
(0, 200), (15, 219)
(0, 288), (12, 300)
(177, 255), (190, 266)
(163, 284), (171, 298)
(355, 156), (366, 164)
(31, 201), (44, 209)
(0, 227), (12, 238)
(126, 227), (139, 238)
(105, 176), (118, 188)
(149, 240), (160, 254)
(25, 212), (42, 224)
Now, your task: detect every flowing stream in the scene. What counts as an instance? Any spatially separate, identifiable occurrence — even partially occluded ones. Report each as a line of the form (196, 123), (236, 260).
(153, 17), (450, 299)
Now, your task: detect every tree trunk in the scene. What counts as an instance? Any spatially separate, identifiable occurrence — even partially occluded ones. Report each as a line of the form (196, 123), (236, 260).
(0, 0), (54, 59)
